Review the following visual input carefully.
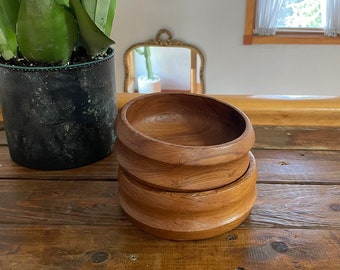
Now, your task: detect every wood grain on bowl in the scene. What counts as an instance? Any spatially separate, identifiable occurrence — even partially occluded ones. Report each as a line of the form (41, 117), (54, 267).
(115, 93), (257, 240)
(115, 139), (251, 191)
(115, 93), (255, 166)
(118, 153), (257, 240)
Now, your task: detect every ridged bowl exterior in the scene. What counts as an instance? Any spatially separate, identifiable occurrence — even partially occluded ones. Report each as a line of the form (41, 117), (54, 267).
(115, 92), (257, 240)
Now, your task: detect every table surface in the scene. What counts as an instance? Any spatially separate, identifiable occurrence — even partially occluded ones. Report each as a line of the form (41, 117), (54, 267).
(0, 94), (339, 270)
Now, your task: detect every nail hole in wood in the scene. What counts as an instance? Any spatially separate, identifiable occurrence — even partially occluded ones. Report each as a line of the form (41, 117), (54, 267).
(129, 254), (138, 261)
(91, 251), (110, 263)
(271, 241), (289, 253)
(330, 204), (340, 211)
(227, 234), (238, 241)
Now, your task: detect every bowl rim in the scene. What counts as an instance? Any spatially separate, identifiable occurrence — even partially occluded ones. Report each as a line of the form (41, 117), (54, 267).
(115, 92), (255, 165)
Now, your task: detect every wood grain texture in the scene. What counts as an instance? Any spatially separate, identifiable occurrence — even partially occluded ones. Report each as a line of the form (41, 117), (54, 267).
(115, 139), (251, 191)
(118, 154), (257, 240)
(0, 227), (338, 270)
(0, 180), (340, 269)
(1, 147), (339, 186)
(247, 184), (340, 229)
(254, 126), (340, 150)
(0, 180), (123, 226)
(2, 126), (340, 151)
(0, 180), (337, 229)
(0, 179), (338, 268)
(115, 93), (255, 166)
(0, 93), (339, 268)
(254, 149), (340, 185)
(0, 146), (118, 180)
(2, 129), (339, 187)
(0, 122), (5, 145)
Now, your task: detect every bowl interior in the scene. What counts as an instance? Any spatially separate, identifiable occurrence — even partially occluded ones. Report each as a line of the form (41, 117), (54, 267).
(125, 94), (246, 147)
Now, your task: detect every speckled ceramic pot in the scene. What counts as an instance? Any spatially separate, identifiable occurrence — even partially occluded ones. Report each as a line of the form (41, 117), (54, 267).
(0, 48), (117, 170)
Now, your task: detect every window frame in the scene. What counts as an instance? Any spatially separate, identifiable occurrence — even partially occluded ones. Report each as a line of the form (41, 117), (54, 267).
(243, 0), (340, 45)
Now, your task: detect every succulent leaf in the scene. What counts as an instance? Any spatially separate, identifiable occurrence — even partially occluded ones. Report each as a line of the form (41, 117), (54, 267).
(16, 0), (78, 64)
(0, 0), (116, 64)
(81, 0), (116, 36)
(0, 28), (16, 60)
(81, 0), (96, 20)
(0, 0), (20, 32)
(56, 0), (70, 7)
(103, 0), (116, 36)
(0, 0), (20, 59)
(70, 0), (115, 57)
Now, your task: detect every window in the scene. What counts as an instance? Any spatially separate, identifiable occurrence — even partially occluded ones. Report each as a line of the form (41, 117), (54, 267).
(277, 0), (324, 29)
(244, 0), (340, 44)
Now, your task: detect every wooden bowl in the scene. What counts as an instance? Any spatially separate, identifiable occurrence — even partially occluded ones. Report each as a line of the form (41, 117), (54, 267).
(115, 139), (250, 191)
(118, 152), (257, 241)
(115, 92), (254, 166)
(115, 92), (255, 191)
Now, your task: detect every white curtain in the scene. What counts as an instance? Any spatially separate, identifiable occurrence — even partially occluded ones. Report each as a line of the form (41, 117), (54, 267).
(254, 0), (284, 36)
(324, 0), (340, 36)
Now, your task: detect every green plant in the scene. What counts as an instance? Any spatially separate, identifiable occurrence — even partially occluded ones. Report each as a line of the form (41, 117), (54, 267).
(135, 46), (154, 80)
(0, 0), (116, 65)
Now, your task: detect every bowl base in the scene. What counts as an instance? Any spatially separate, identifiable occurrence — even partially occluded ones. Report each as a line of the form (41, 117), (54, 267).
(118, 153), (257, 241)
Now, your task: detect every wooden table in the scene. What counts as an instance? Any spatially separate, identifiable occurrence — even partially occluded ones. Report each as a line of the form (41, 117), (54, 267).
(0, 94), (339, 269)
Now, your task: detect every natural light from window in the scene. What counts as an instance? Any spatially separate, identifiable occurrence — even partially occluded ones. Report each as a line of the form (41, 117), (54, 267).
(244, 0), (340, 44)
(277, 0), (325, 29)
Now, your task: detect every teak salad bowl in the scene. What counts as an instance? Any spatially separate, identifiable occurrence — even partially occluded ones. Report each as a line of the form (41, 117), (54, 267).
(115, 92), (255, 191)
(115, 92), (257, 240)
(118, 152), (257, 241)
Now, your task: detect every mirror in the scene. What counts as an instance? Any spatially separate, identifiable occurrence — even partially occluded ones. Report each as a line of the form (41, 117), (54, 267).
(124, 29), (205, 94)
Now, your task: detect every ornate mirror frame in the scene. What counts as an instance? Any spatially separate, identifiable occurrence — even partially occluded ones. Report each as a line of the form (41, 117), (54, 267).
(123, 29), (205, 94)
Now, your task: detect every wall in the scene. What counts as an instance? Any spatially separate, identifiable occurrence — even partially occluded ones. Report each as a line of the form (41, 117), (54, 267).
(111, 0), (340, 95)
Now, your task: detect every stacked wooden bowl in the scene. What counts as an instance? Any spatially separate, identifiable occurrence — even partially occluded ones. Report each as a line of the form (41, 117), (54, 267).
(115, 93), (257, 240)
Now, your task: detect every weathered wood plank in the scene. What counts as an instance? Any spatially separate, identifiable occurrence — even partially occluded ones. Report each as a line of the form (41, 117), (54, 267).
(0, 146), (118, 180)
(0, 180), (124, 226)
(245, 184), (340, 229)
(3, 126), (340, 150)
(0, 226), (338, 270)
(0, 148), (339, 187)
(2, 147), (339, 185)
(254, 126), (340, 150)
(0, 124), (5, 146)
(0, 180), (338, 230)
(253, 149), (340, 184)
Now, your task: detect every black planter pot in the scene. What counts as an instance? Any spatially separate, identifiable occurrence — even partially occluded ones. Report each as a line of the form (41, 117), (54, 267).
(0, 49), (117, 170)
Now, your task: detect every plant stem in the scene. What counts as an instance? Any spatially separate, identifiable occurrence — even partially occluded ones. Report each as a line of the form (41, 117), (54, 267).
(144, 46), (154, 80)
